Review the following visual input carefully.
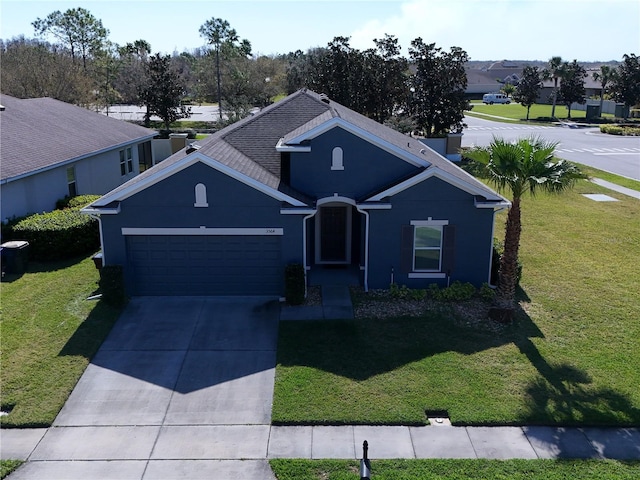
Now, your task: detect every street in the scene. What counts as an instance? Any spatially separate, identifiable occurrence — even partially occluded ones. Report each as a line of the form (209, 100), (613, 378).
(462, 115), (640, 181)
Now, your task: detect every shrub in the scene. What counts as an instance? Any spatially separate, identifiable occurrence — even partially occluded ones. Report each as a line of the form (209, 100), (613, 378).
(11, 209), (99, 261)
(284, 263), (305, 305)
(480, 282), (496, 301)
(99, 265), (127, 307)
(600, 124), (640, 136)
(56, 194), (101, 210)
(390, 283), (426, 300)
(430, 281), (476, 301)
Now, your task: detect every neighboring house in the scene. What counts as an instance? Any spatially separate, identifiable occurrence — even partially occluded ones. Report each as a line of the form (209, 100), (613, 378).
(538, 73), (602, 105)
(466, 61), (524, 98)
(0, 95), (157, 222)
(85, 89), (510, 296)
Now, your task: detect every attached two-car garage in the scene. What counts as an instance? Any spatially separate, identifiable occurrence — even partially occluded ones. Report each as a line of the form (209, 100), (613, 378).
(124, 229), (283, 296)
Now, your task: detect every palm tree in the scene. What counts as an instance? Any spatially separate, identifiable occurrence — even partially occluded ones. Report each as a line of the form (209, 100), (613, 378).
(542, 56), (565, 119)
(592, 65), (615, 117)
(465, 137), (583, 321)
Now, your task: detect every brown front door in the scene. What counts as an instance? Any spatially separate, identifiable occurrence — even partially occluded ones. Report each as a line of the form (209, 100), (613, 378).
(319, 206), (348, 263)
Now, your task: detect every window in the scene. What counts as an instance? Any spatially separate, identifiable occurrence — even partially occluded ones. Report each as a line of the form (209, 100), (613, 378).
(401, 219), (454, 278)
(120, 147), (133, 176)
(331, 147), (344, 170)
(138, 141), (153, 172)
(414, 226), (442, 271)
(66, 166), (77, 197)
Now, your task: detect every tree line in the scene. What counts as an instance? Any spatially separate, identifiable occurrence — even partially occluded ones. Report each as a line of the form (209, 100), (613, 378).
(1, 7), (638, 133)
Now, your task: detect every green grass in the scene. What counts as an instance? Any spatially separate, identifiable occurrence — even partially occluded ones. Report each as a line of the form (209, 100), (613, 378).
(1, 255), (122, 427)
(273, 178), (640, 426)
(467, 102), (613, 122)
(0, 460), (23, 479)
(269, 459), (640, 479)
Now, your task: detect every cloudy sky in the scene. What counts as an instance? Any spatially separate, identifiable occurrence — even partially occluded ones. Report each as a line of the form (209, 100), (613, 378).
(2, 0), (638, 61)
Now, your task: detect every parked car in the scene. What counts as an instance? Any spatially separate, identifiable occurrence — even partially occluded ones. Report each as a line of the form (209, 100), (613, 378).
(482, 93), (511, 104)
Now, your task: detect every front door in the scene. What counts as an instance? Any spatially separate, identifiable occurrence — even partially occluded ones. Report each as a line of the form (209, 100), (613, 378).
(316, 205), (351, 264)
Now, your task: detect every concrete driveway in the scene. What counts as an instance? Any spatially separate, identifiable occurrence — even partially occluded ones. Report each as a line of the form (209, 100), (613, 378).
(21, 296), (280, 479)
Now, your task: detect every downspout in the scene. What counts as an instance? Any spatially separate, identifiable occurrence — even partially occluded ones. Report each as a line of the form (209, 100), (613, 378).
(86, 213), (106, 264)
(355, 206), (370, 292)
(301, 211), (316, 298)
(488, 206), (507, 287)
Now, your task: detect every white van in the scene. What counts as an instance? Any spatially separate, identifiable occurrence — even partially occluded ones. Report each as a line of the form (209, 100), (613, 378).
(482, 93), (511, 105)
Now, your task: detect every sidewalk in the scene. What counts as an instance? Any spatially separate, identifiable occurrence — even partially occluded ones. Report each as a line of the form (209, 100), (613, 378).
(3, 424), (639, 462)
(591, 178), (640, 200)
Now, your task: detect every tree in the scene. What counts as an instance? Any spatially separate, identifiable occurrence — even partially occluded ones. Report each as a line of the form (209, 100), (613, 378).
(367, 35), (408, 123)
(500, 83), (515, 98)
(592, 65), (614, 116)
(114, 40), (152, 104)
(464, 137), (583, 320)
(513, 66), (542, 120)
(0, 36), (92, 104)
(542, 56), (564, 118)
(558, 60), (586, 119)
(92, 41), (123, 114)
(407, 39), (469, 137)
(199, 18), (252, 119)
(611, 53), (640, 118)
(32, 7), (108, 71)
(138, 53), (190, 129)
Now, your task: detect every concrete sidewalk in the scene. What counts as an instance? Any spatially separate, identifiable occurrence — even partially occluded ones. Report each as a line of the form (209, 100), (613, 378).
(591, 178), (640, 200)
(2, 424), (639, 473)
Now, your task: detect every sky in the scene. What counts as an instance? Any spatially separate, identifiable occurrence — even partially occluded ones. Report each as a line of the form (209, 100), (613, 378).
(1, 0), (638, 61)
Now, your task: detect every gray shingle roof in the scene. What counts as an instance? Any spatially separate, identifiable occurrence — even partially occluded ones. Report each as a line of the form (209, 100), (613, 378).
(91, 89), (504, 207)
(0, 95), (157, 181)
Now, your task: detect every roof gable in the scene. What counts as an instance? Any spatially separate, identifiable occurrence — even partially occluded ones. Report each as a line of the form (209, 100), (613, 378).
(90, 152), (307, 208)
(0, 95), (156, 182)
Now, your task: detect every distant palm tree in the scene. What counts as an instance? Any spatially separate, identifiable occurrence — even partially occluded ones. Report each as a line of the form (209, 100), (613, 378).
(542, 56), (565, 118)
(465, 137), (583, 320)
(592, 65), (615, 117)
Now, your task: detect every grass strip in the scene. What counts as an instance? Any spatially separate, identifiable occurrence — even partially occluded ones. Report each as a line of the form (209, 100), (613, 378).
(269, 459), (640, 479)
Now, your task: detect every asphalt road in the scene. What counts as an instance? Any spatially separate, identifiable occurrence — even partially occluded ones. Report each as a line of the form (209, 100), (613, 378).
(462, 115), (640, 180)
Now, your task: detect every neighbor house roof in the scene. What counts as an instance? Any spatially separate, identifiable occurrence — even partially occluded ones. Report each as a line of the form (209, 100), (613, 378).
(0, 95), (157, 183)
(90, 89), (505, 208)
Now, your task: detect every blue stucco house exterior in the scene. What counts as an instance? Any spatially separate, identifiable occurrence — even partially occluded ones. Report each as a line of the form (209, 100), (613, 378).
(85, 90), (509, 296)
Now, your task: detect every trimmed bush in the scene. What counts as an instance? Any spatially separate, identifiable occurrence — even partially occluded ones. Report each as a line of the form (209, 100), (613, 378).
(62, 195), (101, 210)
(99, 265), (127, 307)
(600, 124), (640, 136)
(284, 263), (305, 305)
(11, 209), (99, 261)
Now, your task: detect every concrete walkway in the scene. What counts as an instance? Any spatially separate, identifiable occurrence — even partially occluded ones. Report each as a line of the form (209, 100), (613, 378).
(591, 178), (640, 200)
(280, 285), (354, 321)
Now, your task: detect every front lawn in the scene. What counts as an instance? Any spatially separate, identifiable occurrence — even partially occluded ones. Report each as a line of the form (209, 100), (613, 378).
(273, 173), (640, 426)
(1, 255), (122, 427)
(269, 459), (640, 479)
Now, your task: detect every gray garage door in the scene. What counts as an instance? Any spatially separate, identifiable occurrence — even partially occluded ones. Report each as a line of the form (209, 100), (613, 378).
(126, 235), (283, 296)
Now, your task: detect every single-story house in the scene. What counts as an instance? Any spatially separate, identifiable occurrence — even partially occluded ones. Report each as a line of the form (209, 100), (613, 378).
(0, 95), (157, 222)
(84, 89), (510, 296)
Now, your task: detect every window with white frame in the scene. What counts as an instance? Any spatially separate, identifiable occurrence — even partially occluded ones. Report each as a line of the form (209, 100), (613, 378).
(120, 147), (133, 176)
(402, 219), (453, 278)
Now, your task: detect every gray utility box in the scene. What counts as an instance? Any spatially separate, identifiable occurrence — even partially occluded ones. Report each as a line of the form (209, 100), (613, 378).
(1, 241), (30, 274)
